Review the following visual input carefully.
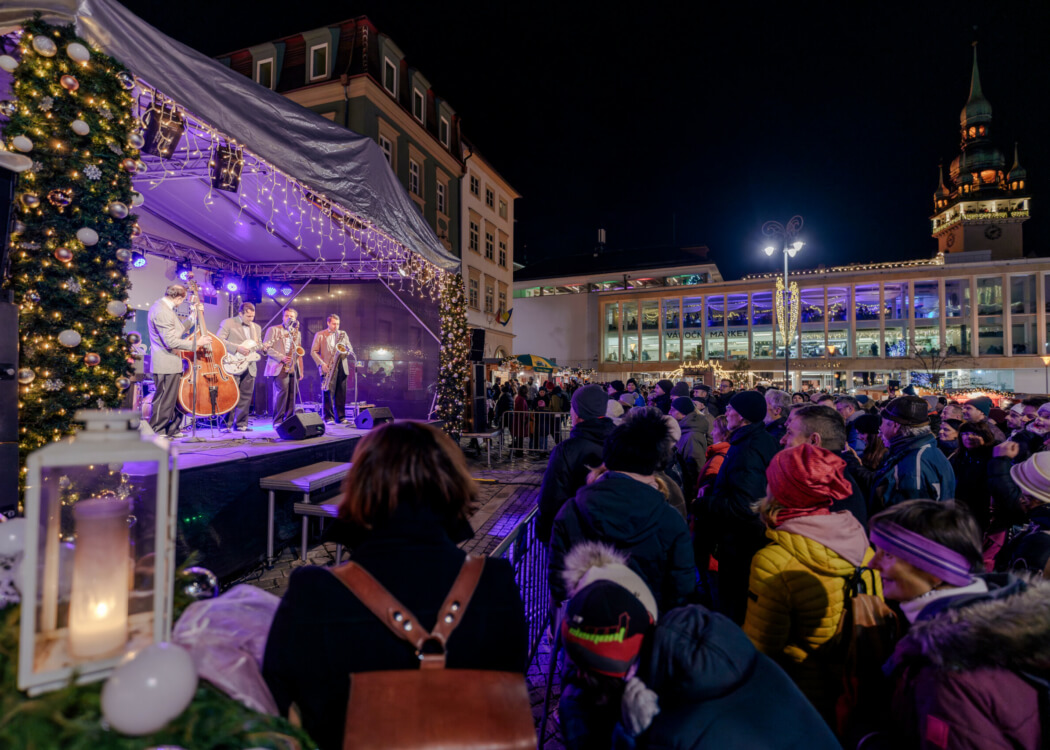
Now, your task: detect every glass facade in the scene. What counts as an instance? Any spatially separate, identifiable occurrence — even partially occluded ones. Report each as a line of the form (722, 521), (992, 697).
(641, 300), (660, 363)
(752, 291), (774, 358)
(622, 301), (638, 362)
(706, 295), (726, 359)
(603, 302), (620, 362)
(663, 298), (681, 361)
(683, 296), (703, 360)
(855, 283), (880, 358)
(727, 293), (749, 359)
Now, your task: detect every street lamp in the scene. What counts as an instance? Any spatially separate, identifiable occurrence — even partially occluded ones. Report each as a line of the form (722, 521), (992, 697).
(762, 216), (804, 390)
(1042, 355), (1050, 395)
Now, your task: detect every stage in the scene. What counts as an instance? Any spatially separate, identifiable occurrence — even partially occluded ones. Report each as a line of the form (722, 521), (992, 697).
(170, 417), (369, 580)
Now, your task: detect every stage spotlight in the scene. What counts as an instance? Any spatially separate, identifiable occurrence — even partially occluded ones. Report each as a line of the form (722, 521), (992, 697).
(131, 252), (147, 268)
(263, 281), (279, 298)
(210, 144), (244, 193)
(279, 283), (294, 297)
(141, 104), (185, 160)
(176, 260), (192, 281)
(225, 276), (241, 293)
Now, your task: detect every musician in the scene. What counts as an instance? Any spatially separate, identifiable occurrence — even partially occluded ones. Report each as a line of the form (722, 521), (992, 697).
(311, 314), (355, 424)
(263, 308), (303, 429)
(146, 284), (211, 438)
(217, 301), (264, 432)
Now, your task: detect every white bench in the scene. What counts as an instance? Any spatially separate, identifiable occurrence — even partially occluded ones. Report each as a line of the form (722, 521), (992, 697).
(259, 461), (351, 564)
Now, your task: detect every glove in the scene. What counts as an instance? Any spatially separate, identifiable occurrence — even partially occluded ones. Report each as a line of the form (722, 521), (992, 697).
(621, 676), (660, 737)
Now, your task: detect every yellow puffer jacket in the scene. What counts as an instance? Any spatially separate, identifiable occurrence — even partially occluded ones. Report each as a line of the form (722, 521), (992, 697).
(742, 526), (881, 715)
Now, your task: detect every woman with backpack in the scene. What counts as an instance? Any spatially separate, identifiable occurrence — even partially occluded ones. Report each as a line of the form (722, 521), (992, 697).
(864, 499), (1049, 750)
(743, 443), (880, 724)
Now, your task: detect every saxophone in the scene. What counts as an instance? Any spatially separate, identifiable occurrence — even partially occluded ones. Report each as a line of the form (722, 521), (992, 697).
(321, 333), (349, 391)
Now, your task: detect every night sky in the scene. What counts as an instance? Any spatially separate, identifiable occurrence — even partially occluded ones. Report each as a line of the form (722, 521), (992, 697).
(117, 1), (1050, 280)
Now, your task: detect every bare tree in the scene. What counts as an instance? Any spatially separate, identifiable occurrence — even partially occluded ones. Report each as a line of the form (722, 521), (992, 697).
(906, 347), (975, 389)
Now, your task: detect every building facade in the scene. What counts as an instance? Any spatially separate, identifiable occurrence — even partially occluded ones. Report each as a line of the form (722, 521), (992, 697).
(218, 18), (463, 256)
(461, 143), (519, 359)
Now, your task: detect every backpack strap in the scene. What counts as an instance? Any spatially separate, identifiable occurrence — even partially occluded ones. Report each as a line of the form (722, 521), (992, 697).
(330, 555), (486, 669)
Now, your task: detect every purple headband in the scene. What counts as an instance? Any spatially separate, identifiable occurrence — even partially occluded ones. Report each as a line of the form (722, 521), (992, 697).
(870, 522), (974, 587)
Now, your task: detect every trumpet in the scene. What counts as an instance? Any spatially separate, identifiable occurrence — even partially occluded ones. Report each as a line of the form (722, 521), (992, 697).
(321, 337), (349, 392)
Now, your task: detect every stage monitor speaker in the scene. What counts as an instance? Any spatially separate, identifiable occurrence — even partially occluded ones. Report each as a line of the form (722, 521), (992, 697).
(469, 328), (485, 362)
(354, 407), (395, 429)
(275, 411), (325, 440)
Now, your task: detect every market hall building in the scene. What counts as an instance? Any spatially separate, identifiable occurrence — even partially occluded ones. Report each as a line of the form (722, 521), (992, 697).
(514, 49), (1046, 394)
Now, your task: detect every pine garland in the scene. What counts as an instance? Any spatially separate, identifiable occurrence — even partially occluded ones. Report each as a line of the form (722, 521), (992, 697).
(436, 273), (469, 440)
(2, 15), (136, 481)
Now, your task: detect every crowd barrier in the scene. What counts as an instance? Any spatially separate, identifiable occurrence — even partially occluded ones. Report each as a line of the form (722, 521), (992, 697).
(498, 410), (572, 457)
(489, 506), (549, 663)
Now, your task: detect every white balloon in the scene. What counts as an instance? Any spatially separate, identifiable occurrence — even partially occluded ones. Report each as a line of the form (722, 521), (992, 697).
(76, 227), (99, 246)
(66, 43), (90, 63)
(12, 135), (33, 153)
(0, 518), (25, 555)
(0, 55), (17, 73)
(71, 119), (90, 136)
(101, 643), (198, 736)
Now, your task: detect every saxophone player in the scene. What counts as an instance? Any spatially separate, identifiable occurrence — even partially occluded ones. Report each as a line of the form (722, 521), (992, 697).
(311, 314), (355, 424)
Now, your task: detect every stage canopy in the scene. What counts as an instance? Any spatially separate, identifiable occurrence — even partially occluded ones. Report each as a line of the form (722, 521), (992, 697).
(0, 0), (461, 281)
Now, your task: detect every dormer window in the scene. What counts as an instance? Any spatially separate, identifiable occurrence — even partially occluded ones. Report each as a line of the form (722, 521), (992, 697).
(439, 116), (450, 148)
(256, 58), (274, 89)
(383, 58), (398, 97)
(309, 44), (328, 81)
(412, 89), (425, 125)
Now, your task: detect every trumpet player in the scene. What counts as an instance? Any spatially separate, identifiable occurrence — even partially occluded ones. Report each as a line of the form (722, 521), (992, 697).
(311, 313), (355, 425)
(264, 307), (304, 429)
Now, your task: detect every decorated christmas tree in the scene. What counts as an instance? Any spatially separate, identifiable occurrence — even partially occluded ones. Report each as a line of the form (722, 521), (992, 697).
(436, 272), (469, 440)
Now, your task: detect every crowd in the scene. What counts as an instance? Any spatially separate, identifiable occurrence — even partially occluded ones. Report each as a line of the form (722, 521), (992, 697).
(257, 375), (1050, 750)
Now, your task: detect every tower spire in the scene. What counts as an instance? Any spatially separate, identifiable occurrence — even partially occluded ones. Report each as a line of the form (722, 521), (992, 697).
(960, 42), (992, 127)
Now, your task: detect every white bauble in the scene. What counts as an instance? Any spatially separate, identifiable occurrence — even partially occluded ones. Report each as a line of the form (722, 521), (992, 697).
(0, 517), (25, 555)
(106, 300), (128, 317)
(57, 329), (82, 348)
(76, 227), (99, 246)
(71, 119), (90, 136)
(66, 42), (90, 63)
(0, 55), (17, 73)
(31, 36), (57, 57)
(12, 135), (33, 153)
(100, 643), (198, 736)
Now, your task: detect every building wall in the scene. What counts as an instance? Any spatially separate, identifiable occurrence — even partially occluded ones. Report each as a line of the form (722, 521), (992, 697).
(513, 293), (598, 369)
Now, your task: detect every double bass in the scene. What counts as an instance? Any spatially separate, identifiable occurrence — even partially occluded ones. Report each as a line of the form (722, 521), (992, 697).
(176, 274), (239, 418)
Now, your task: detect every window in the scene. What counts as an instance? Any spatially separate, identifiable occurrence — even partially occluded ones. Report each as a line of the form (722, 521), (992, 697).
(383, 58), (398, 97)
(468, 275), (479, 309)
(439, 116), (450, 148)
(498, 285), (507, 314)
(256, 58), (274, 89)
(470, 175), (479, 196)
(485, 281), (494, 313)
(485, 187), (495, 209)
(498, 199), (507, 219)
(409, 159), (420, 196)
(309, 44), (328, 81)
(412, 89), (425, 124)
(498, 239), (507, 268)
(436, 182), (446, 214)
(469, 221), (480, 253)
(378, 135), (393, 166)
(485, 231), (495, 261)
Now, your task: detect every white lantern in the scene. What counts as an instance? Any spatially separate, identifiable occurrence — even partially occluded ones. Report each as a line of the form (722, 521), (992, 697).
(19, 410), (179, 695)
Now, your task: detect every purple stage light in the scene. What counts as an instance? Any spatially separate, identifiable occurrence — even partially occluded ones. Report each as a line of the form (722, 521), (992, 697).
(225, 279), (240, 292)
(279, 284), (294, 297)
(131, 252), (147, 268)
(263, 283), (278, 297)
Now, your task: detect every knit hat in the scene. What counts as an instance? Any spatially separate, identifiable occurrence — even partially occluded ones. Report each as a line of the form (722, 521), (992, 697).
(670, 381), (691, 398)
(604, 407), (673, 474)
(966, 396), (993, 417)
(670, 396), (695, 416)
(923, 395), (939, 412)
(855, 394), (870, 405)
(1011, 453), (1050, 505)
(655, 379), (673, 396)
(766, 444), (852, 525)
(662, 414), (682, 443)
(902, 385), (918, 396)
(942, 418), (964, 433)
(610, 380), (625, 393)
(697, 384), (712, 394)
(560, 543), (657, 678)
(606, 400), (625, 419)
(1011, 402), (1027, 415)
(619, 392), (638, 407)
(989, 408), (1009, 426)
(882, 396), (931, 427)
(854, 413), (882, 435)
(571, 384), (608, 421)
(728, 390), (767, 424)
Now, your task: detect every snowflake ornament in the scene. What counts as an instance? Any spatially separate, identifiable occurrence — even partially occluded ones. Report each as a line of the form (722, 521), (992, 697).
(39, 96), (53, 112)
(107, 141), (123, 156)
(98, 106), (112, 121)
(43, 379), (64, 391)
(63, 278), (81, 293)
(83, 164), (101, 180)
(29, 161), (42, 174)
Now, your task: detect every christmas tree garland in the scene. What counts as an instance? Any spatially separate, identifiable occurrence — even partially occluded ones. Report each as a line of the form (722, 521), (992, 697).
(436, 272), (469, 440)
(2, 14), (137, 475)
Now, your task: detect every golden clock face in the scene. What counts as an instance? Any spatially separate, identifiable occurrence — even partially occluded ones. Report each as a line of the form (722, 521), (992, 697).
(985, 224), (1002, 240)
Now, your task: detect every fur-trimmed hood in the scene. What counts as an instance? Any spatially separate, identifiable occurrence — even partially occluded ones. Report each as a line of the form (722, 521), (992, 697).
(561, 541), (659, 621)
(893, 573), (1050, 674)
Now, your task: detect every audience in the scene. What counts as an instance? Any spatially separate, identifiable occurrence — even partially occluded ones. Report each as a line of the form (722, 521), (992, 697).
(869, 396), (955, 510)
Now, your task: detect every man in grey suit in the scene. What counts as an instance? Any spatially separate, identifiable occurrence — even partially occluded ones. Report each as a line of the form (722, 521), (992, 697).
(216, 301), (265, 432)
(147, 284), (211, 437)
(263, 308), (303, 430)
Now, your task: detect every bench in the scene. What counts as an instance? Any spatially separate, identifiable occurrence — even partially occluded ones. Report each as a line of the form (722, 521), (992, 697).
(259, 461), (350, 565)
(462, 429), (503, 468)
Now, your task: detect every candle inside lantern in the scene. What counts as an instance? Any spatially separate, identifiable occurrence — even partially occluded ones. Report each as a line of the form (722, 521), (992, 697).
(69, 496), (131, 659)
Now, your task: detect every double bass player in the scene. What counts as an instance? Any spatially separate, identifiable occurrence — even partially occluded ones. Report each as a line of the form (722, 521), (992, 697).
(146, 283), (211, 438)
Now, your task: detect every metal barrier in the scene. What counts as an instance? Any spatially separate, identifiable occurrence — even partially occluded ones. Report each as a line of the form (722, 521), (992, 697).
(489, 506), (550, 663)
(499, 409), (571, 457)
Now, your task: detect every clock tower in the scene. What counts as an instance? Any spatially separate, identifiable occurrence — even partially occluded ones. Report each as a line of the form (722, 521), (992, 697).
(930, 45), (1030, 260)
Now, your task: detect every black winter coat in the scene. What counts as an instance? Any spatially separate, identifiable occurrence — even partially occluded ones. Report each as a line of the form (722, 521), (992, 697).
(549, 471), (695, 611)
(634, 606), (841, 749)
(764, 416), (788, 446)
(536, 417), (617, 543)
(950, 444), (995, 531)
(263, 505), (527, 750)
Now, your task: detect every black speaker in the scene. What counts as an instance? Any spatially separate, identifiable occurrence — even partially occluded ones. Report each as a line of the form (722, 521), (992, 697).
(354, 406), (395, 429)
(469, 328), (485, 362)
(275, 411), (326, 440)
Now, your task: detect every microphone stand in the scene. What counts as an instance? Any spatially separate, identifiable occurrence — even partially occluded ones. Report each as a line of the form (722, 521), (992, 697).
(185, 299), (206, 443)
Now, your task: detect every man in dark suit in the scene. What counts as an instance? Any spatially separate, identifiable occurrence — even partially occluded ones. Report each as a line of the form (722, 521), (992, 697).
(216, 301), (265, 432)
(146, 284), (210, 438)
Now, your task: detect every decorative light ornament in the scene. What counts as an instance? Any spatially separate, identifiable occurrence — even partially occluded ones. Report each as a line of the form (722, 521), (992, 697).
(128, 133), (145, 150)
(0, 55), (18, 72)
(121, 158), (137, 173)
(66, 42), (90, 63)
(57, 329), (82, 348)
(130, 191), (144, 207)
(59, 75), (79, 92)
(126, 332), (142, 345)
(76, 227), (99, 245)
(106, 300), (128, 317)
(47, 188), (73, 207)
(0, 100), (16, 117)
(20, 193), (40, 209)
(775, 275), (800, 352)
(84, 353), (101, 367)
(31, 36), (58, 57)
(12, 135), (33, 152)
(54, 247), (73, 262)
(116, 71), (135, 89)
(70, 119), (89, 135)
(115, 376), (131, 390)
(130, 224), (141, 238)
(17, 368), (36, 385)
(107, 201), (129, 219)
(114, 248), (132, 263)
(24, 290), (40, 304)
